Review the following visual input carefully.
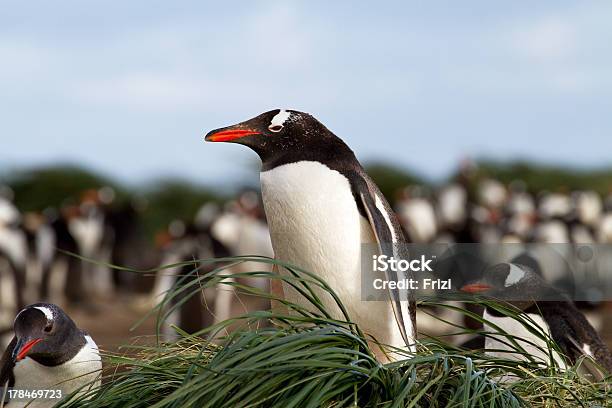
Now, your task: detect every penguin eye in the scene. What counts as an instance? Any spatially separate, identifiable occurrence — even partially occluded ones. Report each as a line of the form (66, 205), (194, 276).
(268, 124), (283, 133)
(43, 323), (53, 333)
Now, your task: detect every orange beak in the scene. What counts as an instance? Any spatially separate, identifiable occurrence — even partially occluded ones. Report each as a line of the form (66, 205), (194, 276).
(205, 129), (260, 142)
(15, 338), (43, 361)
(460, 283), (492, 294)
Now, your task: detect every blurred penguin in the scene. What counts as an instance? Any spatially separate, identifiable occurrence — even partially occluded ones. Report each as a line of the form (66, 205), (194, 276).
(0, 195), (27, 313)
(435, 183), (470, 242)
(396, 186), (438, 243)
(46, 205), (83, 305)
(21, 212), (56, 304)
(149, 204), (232, 340)
(210, 190), (274, 322)
(568, 191), (602, 244)
(104, 196), (160, 294)
(502, 183), (536, 243)
(68, 188), (115, 300)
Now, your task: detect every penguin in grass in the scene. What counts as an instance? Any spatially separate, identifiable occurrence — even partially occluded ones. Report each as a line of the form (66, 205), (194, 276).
(460, 255), (612, 376)
(0, 303), (101, 407)
(205, 109), (416, 358)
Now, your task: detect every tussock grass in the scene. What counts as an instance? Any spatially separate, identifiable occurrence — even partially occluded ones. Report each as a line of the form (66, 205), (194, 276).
(58, 257), (610, 407)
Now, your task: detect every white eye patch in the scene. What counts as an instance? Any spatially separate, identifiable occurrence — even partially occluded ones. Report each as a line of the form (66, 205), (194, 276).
(14, 306), (54, 324)
(504, 264), (526, 287)
(269, 109), (291, 132)
(34, 306), (54, 321)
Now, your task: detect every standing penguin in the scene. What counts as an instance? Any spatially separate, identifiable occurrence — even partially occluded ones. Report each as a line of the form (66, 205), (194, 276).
(460, 256), (612, 375)
(0, 198), (27, 311)
(0, 303), (101, 407)
(205, 109), (416, 355)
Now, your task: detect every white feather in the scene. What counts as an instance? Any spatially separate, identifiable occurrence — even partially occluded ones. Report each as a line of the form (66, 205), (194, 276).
(504, 264), (525, 287)
(483, 310), (566, 368)
(535, 220), (569, 243)
(397, 198), (436, 243)
(270, 109), (291, 127)
(438, 184), (466, 226)
(375, 194), (398, 242)
(68, 213), (104, 257)
(0, 227), (27, 267)
(478, 179), (507, 208)
(539, 193), (571, 219)
(598, 213), (612, 243)
(33, 307), (54, 322)
(0, 199), (20, 225)
(575, 191), (602, 226)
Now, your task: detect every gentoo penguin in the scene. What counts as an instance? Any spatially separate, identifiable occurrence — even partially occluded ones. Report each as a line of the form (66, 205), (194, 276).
(538, 192), (572, 221)
(69, 189), (114, 299)
(477, 179), (507, 210)
(598, 213), (612, 243)
(573, 191), (602, 228)
(47, 206), (83, 304)
(0, 303), (101, 407)
(460, 256), (612, 374)
(209, 190), (273, 322)
(21, 212), (56, 304)
(0, 197), (27, 311)
(436, 184), (467, 234)
(503, 190), (536, 241)
(205, 109), (416, 355)
(396, 188), (438, 243)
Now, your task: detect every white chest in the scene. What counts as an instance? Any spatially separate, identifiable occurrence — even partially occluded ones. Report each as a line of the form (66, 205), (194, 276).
(260, 161), (375, 281)
(398, 199), (437, 243)
(260, 161), (411, 350)
(36, 226), (56, 266)
(483, 311), (566, 368)
(12, 336), (102, 407)
(69, 214), (105, 256)
(0, 227), (27, 267)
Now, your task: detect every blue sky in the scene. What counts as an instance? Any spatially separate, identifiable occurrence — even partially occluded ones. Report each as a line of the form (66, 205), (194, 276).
(1, 1), (611, 187)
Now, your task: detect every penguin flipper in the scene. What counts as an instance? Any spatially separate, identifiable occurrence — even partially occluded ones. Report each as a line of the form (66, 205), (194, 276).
(541, 302), (612, 375)
(357, 182), (416, 351)
(0, 336), (17, 399)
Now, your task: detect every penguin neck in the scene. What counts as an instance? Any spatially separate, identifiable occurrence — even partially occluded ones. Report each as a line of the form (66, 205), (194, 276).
(259, 136), (358, 173)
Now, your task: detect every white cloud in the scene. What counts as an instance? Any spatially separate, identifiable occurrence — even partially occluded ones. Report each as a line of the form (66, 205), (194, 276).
(510, 16), (577, 62)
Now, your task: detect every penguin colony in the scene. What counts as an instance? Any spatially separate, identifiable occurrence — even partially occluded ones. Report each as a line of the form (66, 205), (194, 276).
(0, 109), (611, 405)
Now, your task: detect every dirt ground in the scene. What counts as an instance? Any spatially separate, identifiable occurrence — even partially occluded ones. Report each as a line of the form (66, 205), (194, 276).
(69, 295), (612, 354)
(63, 297), (159, 354)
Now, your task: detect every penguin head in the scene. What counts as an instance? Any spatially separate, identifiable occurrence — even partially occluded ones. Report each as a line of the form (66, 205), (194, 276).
(459, 260), (547, 314)
(12, 303), (84, 365)
(205, 109), (339, 163)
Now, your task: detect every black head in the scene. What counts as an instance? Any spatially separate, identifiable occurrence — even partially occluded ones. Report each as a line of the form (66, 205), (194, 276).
(12, 303), (85, 366)
(204, 109), (354, 170)
(459, 260), (547, 313)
